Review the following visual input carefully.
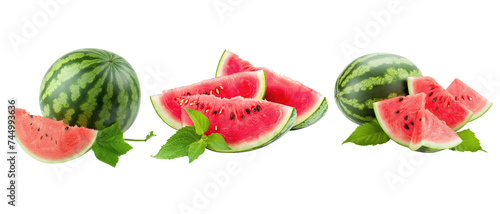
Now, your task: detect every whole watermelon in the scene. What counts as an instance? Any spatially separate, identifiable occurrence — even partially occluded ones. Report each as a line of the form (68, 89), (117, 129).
(39, 48), (141, 132)
(335, 53), (422, 124)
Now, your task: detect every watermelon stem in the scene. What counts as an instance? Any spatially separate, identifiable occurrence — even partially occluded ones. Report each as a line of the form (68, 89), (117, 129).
(123, 131), (156, 142)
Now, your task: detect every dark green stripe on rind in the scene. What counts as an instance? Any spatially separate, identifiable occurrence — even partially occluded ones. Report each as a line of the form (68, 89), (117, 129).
(39, 48), (140, 132)
(291, 97), (328, 130)
(335, 53), (422, 124)
(210, 108), (297, 153)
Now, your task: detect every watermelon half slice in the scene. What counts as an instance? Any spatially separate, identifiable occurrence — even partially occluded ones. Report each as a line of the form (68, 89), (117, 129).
(152, 95), (296, 152)
(446, 78), (493, 121)
(150, 71), (266, 129)
(408, 76), (473, 131)
(410, 109), (462, 152)
(215, 50), (328, 130)
(374, 93), (426, 147)
(15, 108), (97, 163)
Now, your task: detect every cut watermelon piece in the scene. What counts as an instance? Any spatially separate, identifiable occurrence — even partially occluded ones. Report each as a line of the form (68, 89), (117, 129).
(408, 76), (473, 131)
(374, 93), (426, 147)
(216, 50), (328, 130)
(152, 95), (296, 152)
(14, 108), (97, 163)
(446, 78), (492, 121)
(410, 109), (462, 152)
(150, 71), (266, 129)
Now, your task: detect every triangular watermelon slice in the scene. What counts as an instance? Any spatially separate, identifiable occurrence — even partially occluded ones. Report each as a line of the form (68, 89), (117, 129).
(410, 109), (462, 152)
(216, 50), (328, 130)
(374, 93), (426, 147)
(152, 94), (297, 152)
(446, 78), (493, 121)
(408, 76), (473, 131)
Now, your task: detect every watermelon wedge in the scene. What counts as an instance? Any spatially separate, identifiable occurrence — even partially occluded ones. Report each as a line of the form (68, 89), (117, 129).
(446, 78), (493, 121)
(215, 50), (328, 130)
(14, 108), (97, 163)
(374, 93), (426, 147)
(152, 95), (296, 152)
(410, 109), (462, 152)
(408, 76), (473, 131)
(150, 71), (266, 129)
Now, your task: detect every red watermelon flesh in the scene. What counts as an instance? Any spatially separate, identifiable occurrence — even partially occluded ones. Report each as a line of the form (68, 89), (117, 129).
(408, 76), (473, 131)
(216, 50), (327, 130)
(374, 93), (426, 147)
(446, 78), (492, 121)
(150, 71), (266, 129)
(410, 109), (462, 152)
(15, 108), (97, 163)
(155, 94), (296, 152)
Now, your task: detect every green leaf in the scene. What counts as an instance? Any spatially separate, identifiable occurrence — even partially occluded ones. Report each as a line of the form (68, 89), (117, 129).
(92, 143), (119, 167)
(450, 129), (486, 152)
(206, 133), (231, 151)
(343, 120), (390, 146)
(152, 126), (201, 159)
(188, 140), (207, 163)
(123, 131), (156, 142)
(185, 108), (209, 135)
(91, 123), (133, 167)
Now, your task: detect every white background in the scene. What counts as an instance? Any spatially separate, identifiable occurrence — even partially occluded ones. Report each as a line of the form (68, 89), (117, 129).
(1, 0), (500, 213)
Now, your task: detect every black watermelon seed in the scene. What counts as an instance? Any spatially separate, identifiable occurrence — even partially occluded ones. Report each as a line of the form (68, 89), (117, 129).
(187, 92), (191, 96)
(252, 108), (256, 112)
(30, 123), (32, 126)
(432, 98), (437, 102)
(410, 122), (414, 125)
(419, 118), (422, 121)
(37, 128), (40, 131)
(240, 115), (244, 119)
(399, 98), (403, 102)
(246, 109), (251, 114)
(404, 116), (408, 120)
(396, 110), (400, 114)
(200, 104), (204, 109)
(404, 124), (410, 130)
(256, 105), (261, 111)
(196, 103), (200, 107)
(230, 113), (235, 120)
(429, 92), (433, 97)
(204, 92), (208, 95)
(45, 134), (48, 137)
(30, 115), (33, 118)
(65, 127), (69, 130)
(213, 110), (217, 115)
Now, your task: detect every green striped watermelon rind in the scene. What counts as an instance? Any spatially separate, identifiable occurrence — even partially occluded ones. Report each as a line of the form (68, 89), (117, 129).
(212, 108), (297, 153)
(291, 97), (328, 130)
(410, 139), (462, 153)
(215, 50), (232, 78)
(335, 53), (423, 125)
(39, 48), (141, 132)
